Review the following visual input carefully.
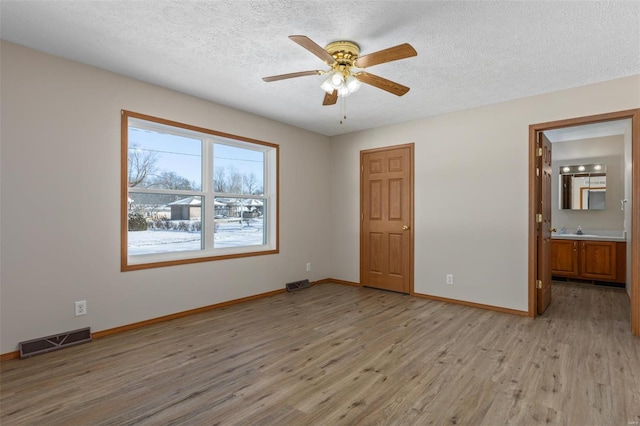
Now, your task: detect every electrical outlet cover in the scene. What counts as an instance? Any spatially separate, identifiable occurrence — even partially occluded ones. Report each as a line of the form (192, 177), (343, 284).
(75, 301), (87, 316)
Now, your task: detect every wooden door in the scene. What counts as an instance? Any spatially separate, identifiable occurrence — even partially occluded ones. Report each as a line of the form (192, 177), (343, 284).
(581, 241), (617, 280)
(361, 145), (413, 294)
(537, 134), (552, 314)
(550, 239), (579, 277)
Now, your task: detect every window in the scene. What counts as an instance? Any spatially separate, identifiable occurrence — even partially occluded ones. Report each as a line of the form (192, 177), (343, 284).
(121, 110), (278, 271)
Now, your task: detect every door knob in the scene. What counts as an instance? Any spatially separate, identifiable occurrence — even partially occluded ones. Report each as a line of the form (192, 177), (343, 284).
(402, 225), (410, 230)
(550, 228), (557, 233)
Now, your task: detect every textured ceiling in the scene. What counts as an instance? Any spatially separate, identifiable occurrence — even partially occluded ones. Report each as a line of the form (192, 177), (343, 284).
(1, 1), (639, 136)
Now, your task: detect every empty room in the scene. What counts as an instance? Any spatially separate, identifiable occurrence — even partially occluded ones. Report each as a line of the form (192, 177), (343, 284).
(1, 1), (639, 424)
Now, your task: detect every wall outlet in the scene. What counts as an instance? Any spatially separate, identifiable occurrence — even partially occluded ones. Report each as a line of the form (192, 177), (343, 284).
(306, 262), (311, 272)
(75, 300), (87, 316)
(446, 274), (454, 285)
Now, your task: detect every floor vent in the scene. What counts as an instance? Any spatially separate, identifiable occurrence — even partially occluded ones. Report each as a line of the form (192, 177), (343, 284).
(19, 327), (92, 358)
(286, 279), (311, 292)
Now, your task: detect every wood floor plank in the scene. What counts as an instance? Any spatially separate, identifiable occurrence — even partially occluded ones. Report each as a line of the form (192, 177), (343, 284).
(1, 282), (639, 425)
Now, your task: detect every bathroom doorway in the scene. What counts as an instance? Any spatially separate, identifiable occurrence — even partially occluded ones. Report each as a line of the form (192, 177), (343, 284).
(528, 109), (640, 336)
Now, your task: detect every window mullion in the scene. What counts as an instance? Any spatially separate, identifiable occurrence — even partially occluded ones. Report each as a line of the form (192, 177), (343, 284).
(203, 138), (214, 250)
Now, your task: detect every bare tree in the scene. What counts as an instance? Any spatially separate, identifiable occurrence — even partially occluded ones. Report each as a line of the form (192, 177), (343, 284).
(128, 144), (158, 187)
(244, 172), (263, 195)
(214, 167), (227, 192)
(213, 166), (262, 195)
(228, 165), (243, 194)
(149, 171), (194, 190)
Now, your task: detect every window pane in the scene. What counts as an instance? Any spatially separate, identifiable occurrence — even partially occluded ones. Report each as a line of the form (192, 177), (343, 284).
(128, 192), (202, 255)
(214, 197), (265, 248)
(122, 111), (278, 271)
(213, 143), (264, 195)
(129, 127), (202, 190)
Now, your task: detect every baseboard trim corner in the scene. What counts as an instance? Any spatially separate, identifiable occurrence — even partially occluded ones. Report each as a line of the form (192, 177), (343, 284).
(412, 292), (529, 317)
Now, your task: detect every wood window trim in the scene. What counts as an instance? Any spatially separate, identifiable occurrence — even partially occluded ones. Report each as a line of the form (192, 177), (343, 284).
(120, 110), (279, 271)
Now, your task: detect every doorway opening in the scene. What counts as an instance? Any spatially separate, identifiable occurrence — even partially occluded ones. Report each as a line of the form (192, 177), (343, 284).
(528, 109), (640, 336)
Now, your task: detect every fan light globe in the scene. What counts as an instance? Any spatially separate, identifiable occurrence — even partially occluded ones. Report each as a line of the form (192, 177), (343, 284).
(345, 75), (361, 93)
(321, 77), (335, 94)
(330, 72), (344, 88)
(337, 86), (350, 97)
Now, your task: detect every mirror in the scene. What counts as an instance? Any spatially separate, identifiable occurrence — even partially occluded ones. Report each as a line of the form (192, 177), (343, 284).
(559, 164), (606, 210)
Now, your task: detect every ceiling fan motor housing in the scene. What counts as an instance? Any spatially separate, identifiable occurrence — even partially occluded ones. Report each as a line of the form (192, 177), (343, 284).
(325, 41), (360, 69)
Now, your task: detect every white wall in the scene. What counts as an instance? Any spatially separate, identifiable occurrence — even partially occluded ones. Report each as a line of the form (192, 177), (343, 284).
(0, 41), (332, 354)
(329, 75), (640, 311)
(551, 135), (625, 231)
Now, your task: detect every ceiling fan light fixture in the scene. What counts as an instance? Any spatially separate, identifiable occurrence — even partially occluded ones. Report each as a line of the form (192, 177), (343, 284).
(263, 36), (417, 109)
(337, 86), (350, 97)
(330, 71), (344, 88)
(321, 76), (335, 94)
(345, 75), (361, 93)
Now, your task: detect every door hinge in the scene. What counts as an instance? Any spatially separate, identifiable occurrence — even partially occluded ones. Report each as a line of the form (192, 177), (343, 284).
(536, 147), (543, 157)
(536, 280), (543, 289)
(361, 165), (364, 172)
(536, 213), (543, 223)
(361, 213), (364, 221)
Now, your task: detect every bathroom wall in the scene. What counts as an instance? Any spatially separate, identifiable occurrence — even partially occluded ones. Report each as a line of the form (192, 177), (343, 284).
(551, 135), (626, 232)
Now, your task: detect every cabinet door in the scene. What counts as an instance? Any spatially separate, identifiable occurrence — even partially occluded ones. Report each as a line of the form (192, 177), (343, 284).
(580, 241), (617, 280)
(615, 242), (627, 283)
(551, 240), (579, 277)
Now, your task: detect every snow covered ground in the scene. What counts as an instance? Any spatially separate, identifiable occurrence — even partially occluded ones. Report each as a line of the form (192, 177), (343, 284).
(128, 219), (264, 255)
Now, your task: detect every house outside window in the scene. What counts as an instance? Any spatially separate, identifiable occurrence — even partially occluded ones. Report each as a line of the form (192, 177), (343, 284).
(121, 110), (278, 271)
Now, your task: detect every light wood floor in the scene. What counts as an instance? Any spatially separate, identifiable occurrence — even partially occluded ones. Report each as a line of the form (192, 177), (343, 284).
(1, 282), (639, 425)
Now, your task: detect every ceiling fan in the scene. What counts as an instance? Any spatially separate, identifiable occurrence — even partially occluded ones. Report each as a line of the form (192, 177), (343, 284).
(263, 35), (417, 106)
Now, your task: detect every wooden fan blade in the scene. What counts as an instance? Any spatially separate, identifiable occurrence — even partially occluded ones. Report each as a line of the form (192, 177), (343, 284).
(289, 35), (336, 65)
(323, 90), (338, 106)
(356, 72), (410, 96)
(262, 70), (321, 82)
(354, 43), (417, 68)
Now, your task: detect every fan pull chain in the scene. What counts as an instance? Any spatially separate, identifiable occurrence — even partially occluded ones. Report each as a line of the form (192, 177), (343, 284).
(340, 96), (347, 125)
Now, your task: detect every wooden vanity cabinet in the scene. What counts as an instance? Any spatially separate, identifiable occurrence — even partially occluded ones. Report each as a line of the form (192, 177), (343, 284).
(580, 240), (617, 280)
(551, 239), (626, 283)
(551, 240), (579, 277)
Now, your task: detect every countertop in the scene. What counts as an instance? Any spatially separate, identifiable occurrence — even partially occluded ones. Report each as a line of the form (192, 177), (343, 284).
(551, 230), (626, 242)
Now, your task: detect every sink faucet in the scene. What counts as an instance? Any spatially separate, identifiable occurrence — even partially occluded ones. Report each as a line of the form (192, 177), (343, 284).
(576, 226), (583, 235)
